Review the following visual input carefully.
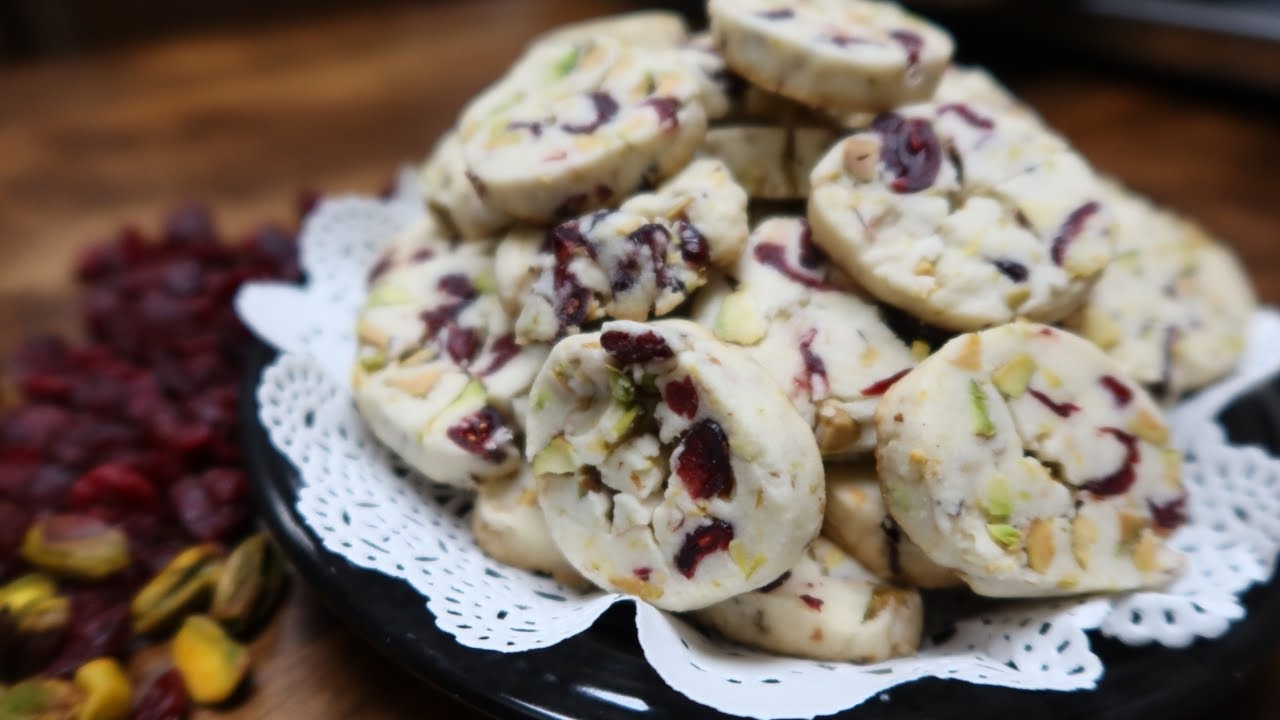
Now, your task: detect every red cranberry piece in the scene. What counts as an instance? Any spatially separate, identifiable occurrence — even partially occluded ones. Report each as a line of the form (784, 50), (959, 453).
(475, 334), (522, 377)
(1, 404), (75, 452)
(626, 223), (674, 290)
(163, 202), (217, 248)
(159, 259), (203, 297)
(674, 419), (735, 500)
(634, 567), (653, 582)
(1082, 427), (1140, 497)
(871, 113), (942, 193)
(675, 221), (709, 267)
(1049, 201), (1101, 266)
(799, 594), (824, 611)
(938, 103), (995, 130)
(796, 329), (828, 396)
(1149, 496), (1188, 531)
(24, 465), (78, 511)
(69, 462), (162, 516)
(796, 222), (826, 269)
(889, 30), (923, 68)
(133, 669), (191, 720)
(1026, 388), (1080, 418)
(1099, 375), (1133, 408)
(437, 274), (477, 301)
(445, 326), (480, 364)
(446, 407), (510, 464)
(826, 32), (873, 48)
(246, 224), (299, 277)
(643, 97), (681, 131)
(992, 258), (1029, 282)
(758, 571), (791, 593)
(0, 455), (38, 501)
(601, 330), (674, 365)
(752, 243), (836, 290)
(663, 377), (699, 419)
(44, 592), (131, 677)
(674, 518), (734, 579)
(757, 8), (794, 19)
(860, 368), (912, 397)
(0, 501), (32, 580)
(169, 474), (248, 542)
(562, 91), (619, 135)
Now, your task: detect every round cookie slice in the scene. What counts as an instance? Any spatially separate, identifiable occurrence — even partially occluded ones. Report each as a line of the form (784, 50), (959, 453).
(1066, 181), (1255, 402)
(525, 320), (824, 611)
(693, 538), (922, 663)
(472, 465), (591, 590)
(822, 463), (960, 589)
(875, 321), (1187, 597)
(808, 103), (1115, 331)
(353, 219), (548, 487)
(700, 126), (840, 200)
(419, 131), (512, 240)
(516, 158), (749, 343)
(708, 0), (953, 113)
(691, 217), (917, 457)
(458, 37), (708, 223)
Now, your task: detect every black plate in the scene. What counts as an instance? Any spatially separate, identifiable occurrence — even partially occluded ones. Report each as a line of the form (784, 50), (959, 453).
(241, 342), (1280, 720)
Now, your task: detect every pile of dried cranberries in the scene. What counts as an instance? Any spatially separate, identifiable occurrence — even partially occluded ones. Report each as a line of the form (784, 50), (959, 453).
(0, 202), (304, 719)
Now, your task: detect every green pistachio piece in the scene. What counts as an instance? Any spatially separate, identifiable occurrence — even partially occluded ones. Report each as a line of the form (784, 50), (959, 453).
(0, 679), (83, 718)
(365, 285), (414, 308)
(552, 46), (581, 79)
(987, 523), (1023, 550)
(0, 574), (57, 617)
(532, 437), (577, 475)
(21, 515), (130, 581)
(606, 366), (635, 405)
(983, 476), (1013, 520)
(712, 290), (767, 345)
(210, 533), (288, 636)
(358, 353), (388, 373)
(991, 354), (1036, 398)
(969, 380), (997, 438)
(131, 544), (223, 636)
(601, 402), (639, 443)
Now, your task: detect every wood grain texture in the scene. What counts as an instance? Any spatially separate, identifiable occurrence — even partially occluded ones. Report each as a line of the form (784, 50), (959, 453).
(0, 1), (1278, 718)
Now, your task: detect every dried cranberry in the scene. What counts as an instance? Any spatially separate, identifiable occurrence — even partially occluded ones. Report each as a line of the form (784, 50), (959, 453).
(445, 326), (480, 364)
(1149, 496), (1188, 531)
(758, 571), (791, 593)
(799, 594), (824, 611)
(796, 329), (828, 396)
(24, 465), (78, 511)
(644, 97), (680, 131)
(601, 330), (673, 365)
(871, 113), (941, 193)
(889, 30), (923, 68)
(752, 243), (836, 290)
(475, 334), (522, 377)
(437, 274), (477, 301)
(446, 407), (510, 464)
(1082, 427), (1140, 497)
(938, 103), (995, 130)
(675, 221), (709, 267)
(860, 368), (912, 397)
(0, 501), (31, 580)
(1099, 375), (1133, 408)
(562, 92), (619, 135)
(674, 519), (734, 579)
(796, 223), (826, 269)
(169, 474), (248, 542)
(674, 419), (735, 500)
(626, 223), (674, 290)
(634, 567), (653, 582)
(44, 593), (131, 677)
(826, 33), (873, 48)
(67, 463), (162, 517)
(992, 258), (1028, 283)
(163, 203), (216, 248)
(663, 377), (699, 419)
(1, 405), (74, 453)
(1027, 388), (1080, 418)
(1049, 201), (1101, 266)
(133, 669), (190, 720)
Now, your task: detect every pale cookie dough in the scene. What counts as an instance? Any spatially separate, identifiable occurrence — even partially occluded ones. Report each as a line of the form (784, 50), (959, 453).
(419, 131), (512, 239)
(472, 465), (591, 590)
(352, 218), (548, 487)
(526, 320), (824, 611)
(493, 226), (547, 317)
(458, 37), (708, 223)
(700, 126), (840, 200)
(516, 159), (749, 342)
(822, 463), (960, 588)
(709, 0), (953, 113)
(933, 65), (1036, 122)
(808, 102), (1115, 331)
(876, 322), (1187, 597)
(692, 218), (916, 457)
(528, 10), (689, 53)
(1066, 181), (1256, 402)
(693, 538), (922, 662)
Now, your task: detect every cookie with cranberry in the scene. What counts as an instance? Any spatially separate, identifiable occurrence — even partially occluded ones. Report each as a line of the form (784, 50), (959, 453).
(822, 462), (960, 589)
(526, 320), (824, 611)
(875, 322), (1186, 597)
(692, 217), (916, 457)
(693, 538), (922, 662)
(516, 159), (748, 343)
(808, 102), (1114, 331)
(1066, 181), (1255, 403)
(708, 0), (953, 113)
(472, 465), (591, 590)
(352, 218), (547, 487)
(457, 37), (708, 224)
(700, 126), (840, 200)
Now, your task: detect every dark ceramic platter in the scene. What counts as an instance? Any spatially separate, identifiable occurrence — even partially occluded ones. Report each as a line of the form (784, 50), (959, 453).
(241, 343), (1280, 720)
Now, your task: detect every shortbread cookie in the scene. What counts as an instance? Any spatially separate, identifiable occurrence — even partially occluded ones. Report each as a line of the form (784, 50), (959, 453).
(709, 0), (953, 113)
(694, 538), (922, 662)
(1066, 181), (1255, 402)
(692, 218), (916, 456)
(472, 466), (591, 590)
(458, 37), (708, 223)
(876, 322), (1187, 597)
(526, 320), (824, 611)
(516, 159), (749, 342)
(808, 104), (1114, 330)
(528, 10), (689, 52)
(353, 219), (548, 487)
(700, 126), (840, 200)
(822, 463), (960, 588)
(418, 131), (512, 239)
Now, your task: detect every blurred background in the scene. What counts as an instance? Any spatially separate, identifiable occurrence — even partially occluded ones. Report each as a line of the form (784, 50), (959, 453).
(5, 0), (1280, 93)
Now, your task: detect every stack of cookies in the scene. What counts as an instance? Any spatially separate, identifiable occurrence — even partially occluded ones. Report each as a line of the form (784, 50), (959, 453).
(351, 2), (1256, 663)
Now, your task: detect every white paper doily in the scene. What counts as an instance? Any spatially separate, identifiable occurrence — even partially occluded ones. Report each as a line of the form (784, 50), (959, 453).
(236, 177), (1280, 719)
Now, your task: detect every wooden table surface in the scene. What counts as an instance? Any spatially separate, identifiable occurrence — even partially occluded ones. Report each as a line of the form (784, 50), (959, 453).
(2, 1), (1279, 717)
